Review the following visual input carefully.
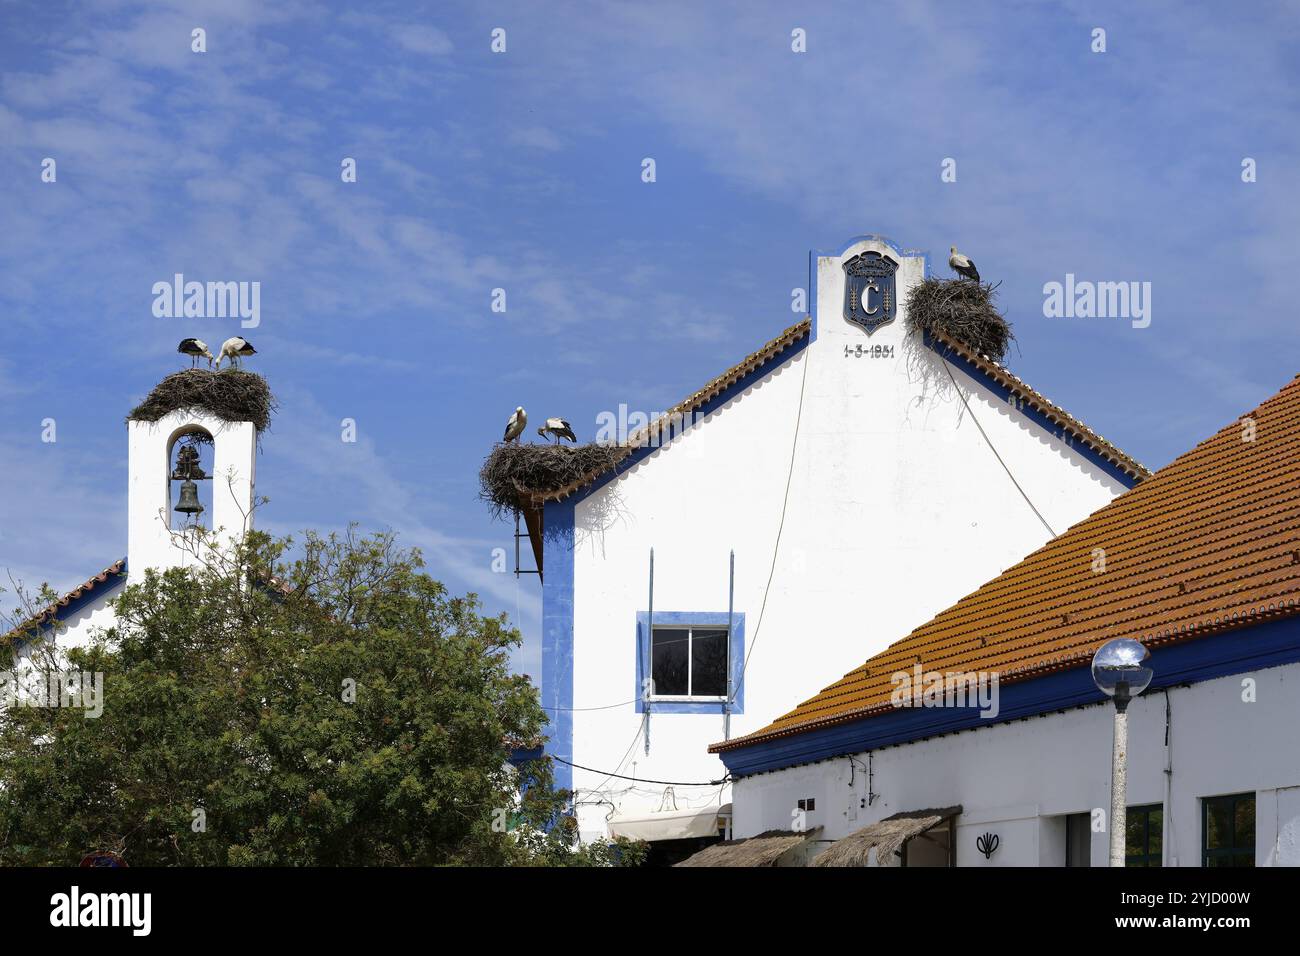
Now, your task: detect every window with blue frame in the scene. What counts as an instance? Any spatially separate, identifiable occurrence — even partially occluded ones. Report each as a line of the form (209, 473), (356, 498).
(652, 626), (728, 698)
(636, 612), (745, 714)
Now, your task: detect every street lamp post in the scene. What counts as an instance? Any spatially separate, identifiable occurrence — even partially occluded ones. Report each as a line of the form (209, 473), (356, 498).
(1091, 638), (1154, 868)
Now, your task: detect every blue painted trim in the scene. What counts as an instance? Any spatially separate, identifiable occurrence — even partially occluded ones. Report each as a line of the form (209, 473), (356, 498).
(635, 611), (746, 714)
(808, 235), (931, 344)
(12, 558), (128, 653)
(540, 499), (576, 797)
(717, 614), (1300, 778)
(923, 331), (1141, 489)
(538, 329), (806, 793)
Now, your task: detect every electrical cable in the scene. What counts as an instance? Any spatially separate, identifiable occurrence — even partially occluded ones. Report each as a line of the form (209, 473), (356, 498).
(554, 755), (729, 788)
(567, 714), (648, 799)
(733, 342), (811, 699)
(539, 698), (638, 712)
(940, 357), (1057, 537)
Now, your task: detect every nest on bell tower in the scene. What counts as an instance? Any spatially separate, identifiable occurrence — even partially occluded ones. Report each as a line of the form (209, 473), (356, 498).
(906, 277), (1015, 363)
(127, 369), (276, 432)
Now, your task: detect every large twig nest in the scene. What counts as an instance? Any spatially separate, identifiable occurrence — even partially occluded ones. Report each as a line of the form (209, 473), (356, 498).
(480, 442), (624, 519)
(127, 369), (276, 432)
(906, 278), (1015, 363)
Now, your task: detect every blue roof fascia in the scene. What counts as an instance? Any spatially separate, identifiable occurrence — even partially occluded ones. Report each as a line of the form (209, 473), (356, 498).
(718, 613), (1300, 778)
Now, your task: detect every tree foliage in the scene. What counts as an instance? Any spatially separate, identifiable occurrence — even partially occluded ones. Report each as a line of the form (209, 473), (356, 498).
(0, 529), (644, 867)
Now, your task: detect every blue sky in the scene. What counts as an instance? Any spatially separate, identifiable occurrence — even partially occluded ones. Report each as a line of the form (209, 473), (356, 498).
(2, 0), (1298, 678)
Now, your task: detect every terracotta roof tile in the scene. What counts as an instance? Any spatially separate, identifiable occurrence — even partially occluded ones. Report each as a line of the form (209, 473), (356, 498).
(532, 319), (812, 504)
(928, 330), (1149, 480)
(713, 374), (1300, 754)
(3, 558), (127, 644)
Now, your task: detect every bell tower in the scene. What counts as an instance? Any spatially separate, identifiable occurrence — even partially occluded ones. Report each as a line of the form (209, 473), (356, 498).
(127, 406), (257, 575)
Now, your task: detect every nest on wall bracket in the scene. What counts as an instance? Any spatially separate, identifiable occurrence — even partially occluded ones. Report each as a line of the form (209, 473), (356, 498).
(126, 369), (276, 433)
(906, 277), (1015, 363)
(479, 442), (624, 520)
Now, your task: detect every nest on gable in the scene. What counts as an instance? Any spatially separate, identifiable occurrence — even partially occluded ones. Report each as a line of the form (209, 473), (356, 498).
(126, 369), (276, 432)
(479, 442), (625, 519)
(906, 277), (1015, 363)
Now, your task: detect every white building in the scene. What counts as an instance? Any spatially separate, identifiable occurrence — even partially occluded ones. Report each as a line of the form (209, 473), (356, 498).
(9, 397), (258, 658)
(522, 235), (1148, 851)
(708, 373), (1300, 867)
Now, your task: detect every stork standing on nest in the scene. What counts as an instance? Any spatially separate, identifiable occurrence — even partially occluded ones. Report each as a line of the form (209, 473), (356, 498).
(538, 417), (577, 444)
(503, 406), (527, 442)
(177, 338), (214, 369)
(949, 246), (981, 283)
(216, 336), (257, 370)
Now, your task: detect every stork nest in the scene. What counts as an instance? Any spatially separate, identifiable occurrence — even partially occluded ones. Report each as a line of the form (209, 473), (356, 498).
(480, 442), (625, 519)
(906, 278), (1015, 363)
(126, 369), (276, 432)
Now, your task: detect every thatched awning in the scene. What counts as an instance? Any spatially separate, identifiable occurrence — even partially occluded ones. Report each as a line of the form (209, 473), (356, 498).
(675, 826), (822, 867)
(811, 807), (961, 867)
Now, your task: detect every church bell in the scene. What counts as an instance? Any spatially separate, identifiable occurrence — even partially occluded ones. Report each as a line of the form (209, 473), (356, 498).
(174, 478), (204, 516)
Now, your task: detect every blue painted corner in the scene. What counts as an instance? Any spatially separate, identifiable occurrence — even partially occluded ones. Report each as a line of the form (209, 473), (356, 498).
(540, 499), (576, 797)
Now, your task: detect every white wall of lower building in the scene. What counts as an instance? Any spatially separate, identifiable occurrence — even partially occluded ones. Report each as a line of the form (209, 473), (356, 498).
(562, 237), (1134, 841)
(729, 662), (1300, 866)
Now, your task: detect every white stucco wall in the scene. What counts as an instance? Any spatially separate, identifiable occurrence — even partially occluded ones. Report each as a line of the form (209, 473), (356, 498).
(128, 409), (256, 575)
(729, 662), (1300, 866)
(565, 238), (1134, 840)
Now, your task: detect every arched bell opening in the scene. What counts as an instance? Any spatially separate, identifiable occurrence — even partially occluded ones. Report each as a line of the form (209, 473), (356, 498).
(165, 424), (214, 532)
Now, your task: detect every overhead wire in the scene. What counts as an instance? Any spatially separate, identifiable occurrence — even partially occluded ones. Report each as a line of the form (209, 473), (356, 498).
(733, 341), (811, 701)
(939, 356), (1057, 537)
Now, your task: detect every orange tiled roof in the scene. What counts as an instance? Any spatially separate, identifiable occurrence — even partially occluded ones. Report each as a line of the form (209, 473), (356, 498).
(3, 558), (127, 644)
(713, 374), (1300, 753)
(532, 319), (1148, 504)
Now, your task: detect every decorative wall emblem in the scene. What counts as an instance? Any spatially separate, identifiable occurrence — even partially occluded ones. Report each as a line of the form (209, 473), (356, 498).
(976, 831), (1000, 860)
(843, 250), (899, 335)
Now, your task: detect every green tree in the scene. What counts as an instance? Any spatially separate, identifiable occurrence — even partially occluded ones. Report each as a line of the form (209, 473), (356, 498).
(0, 529), (644, 867)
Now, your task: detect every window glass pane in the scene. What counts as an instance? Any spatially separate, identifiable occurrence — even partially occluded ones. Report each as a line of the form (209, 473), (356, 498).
(1125, 812), (1145, 857)
(1205, 799), (1231, 849)
(690, 628), (728, 697)
(1148, 808), (1162, 861)
(651, 628), (688, 696)
(1234, 796), (1255, 849)
(1125, 805), (1162, 867)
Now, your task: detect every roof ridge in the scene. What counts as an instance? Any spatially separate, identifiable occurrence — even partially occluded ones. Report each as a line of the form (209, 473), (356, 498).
(533, 318), (1151, 504)
(3, 558), (127, 644)
(928, 330), (1150, 480)
(533, 318), (812, 503)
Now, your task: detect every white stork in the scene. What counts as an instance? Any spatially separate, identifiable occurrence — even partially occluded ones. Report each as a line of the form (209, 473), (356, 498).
(503, 406), (527, 443)
(216, 336), (257, 370)
(949, 246), (981, 283)
(177, 337), (214, 369)
(538, 417), (577, 444)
